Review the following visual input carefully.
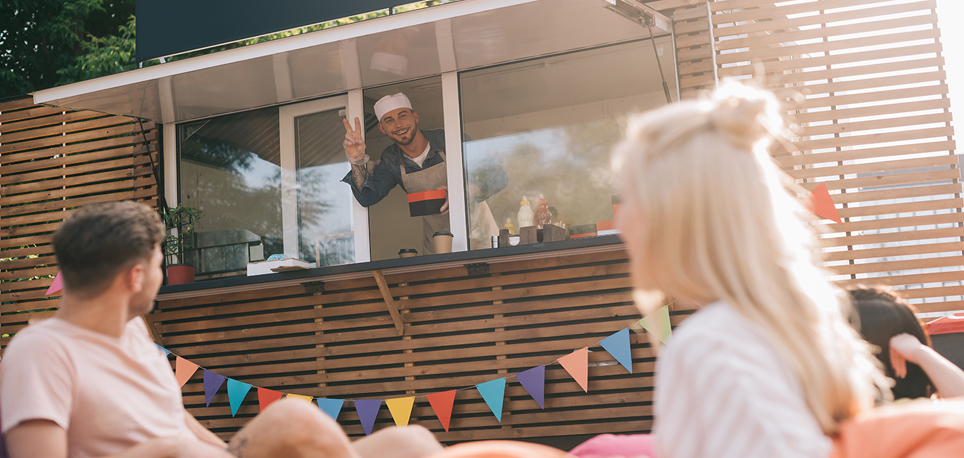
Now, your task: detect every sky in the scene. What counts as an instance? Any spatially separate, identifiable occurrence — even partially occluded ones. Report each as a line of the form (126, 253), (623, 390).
(936, 0), (962, 133)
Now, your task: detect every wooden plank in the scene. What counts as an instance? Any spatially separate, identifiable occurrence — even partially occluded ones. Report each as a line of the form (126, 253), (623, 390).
(0, 116), (135, 149)
(372, 270), (406, 335)
(716, 13), (937, 53)
(824, 241), (964, 263)
(0, 130), (155, 166)
(829, 255), (963, 276)
(775, 141), (955, 169)
(834, 198), (963, 221)
(0, 186), (157, 219)
(786, 154), (958, 181)
(714, 1), (935, 39)
(715, 28), (941, 66)
(0, 145), (153, 178)
(0, 123), (143, 155)
(821, 226), (964, 248)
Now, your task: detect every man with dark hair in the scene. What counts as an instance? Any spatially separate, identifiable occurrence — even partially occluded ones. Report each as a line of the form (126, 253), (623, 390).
(0, 201), (442, 458)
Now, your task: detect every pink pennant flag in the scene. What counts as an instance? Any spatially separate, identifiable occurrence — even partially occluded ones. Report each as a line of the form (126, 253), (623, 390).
(427, 390), (457, 432)
(805, 183), (842, 224)
(174, 356), (199, 387)
(385, 397), (415, 427)
(258, 388), (284, 412)
(45, 271), (64, 296)
(558, 347), (589, 392)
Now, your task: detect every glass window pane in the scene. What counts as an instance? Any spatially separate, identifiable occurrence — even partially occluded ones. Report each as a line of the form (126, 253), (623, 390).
(460, 38), (676, 248)
(295, 109), (355, 266)
(178, 106), (280, 278)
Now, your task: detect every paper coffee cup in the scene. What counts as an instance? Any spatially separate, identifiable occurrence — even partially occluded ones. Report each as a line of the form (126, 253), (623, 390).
(398, 249), (417, 258)
(433, 231), (454, 254)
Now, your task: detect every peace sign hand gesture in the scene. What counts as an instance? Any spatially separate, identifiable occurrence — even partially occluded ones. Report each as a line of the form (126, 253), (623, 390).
(343, 117), (368, 165)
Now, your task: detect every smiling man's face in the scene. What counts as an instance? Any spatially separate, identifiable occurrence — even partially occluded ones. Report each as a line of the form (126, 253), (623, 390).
(378, 108), (419, 146)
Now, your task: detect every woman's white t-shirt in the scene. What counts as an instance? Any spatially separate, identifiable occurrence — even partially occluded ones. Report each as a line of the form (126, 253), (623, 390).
(653, 301), (832, 458)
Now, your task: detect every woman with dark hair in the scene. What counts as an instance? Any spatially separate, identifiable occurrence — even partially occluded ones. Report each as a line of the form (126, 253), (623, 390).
(849, 286), (964, 400)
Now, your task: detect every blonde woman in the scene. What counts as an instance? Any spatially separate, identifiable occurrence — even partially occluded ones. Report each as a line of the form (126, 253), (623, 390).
(611, 83), (889, 458)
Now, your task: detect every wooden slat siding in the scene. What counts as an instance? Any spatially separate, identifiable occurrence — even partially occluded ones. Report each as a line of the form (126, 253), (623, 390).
(151, 249), (690, 442)
(0, 99), (159, 348)
(709, 0), (962, 311)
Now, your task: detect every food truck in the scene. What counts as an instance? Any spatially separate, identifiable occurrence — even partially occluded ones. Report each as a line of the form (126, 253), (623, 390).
(3, 0), (960, 448)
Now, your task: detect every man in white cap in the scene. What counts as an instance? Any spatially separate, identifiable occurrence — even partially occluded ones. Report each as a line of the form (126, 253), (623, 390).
(341, 92), (506, 254)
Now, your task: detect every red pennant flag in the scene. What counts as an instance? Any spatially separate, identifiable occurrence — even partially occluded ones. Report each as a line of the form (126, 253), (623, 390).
(427, 390), (457, 432)
(805, 183), (842, 224)
(258, 387), (284, 412)
(174, 356), (199, 387)
(558, 347), (589, 392)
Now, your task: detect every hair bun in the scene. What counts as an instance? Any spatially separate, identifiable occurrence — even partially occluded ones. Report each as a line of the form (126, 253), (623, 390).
(707, 83), (784, 150)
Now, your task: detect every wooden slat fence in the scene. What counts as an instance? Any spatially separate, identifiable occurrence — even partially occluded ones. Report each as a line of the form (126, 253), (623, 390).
(0, 97), (159, 345)
(151, 246), (691, 446)
(707, 0), (962, 312)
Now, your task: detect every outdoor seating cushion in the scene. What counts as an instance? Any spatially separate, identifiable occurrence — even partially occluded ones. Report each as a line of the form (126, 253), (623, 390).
(831, 399), (964, 458)
(569, 433), (653, 458)
(426, 440), (572, 458)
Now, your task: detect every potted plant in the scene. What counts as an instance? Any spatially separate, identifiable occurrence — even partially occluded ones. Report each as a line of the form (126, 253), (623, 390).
(161, 204), (202, 285)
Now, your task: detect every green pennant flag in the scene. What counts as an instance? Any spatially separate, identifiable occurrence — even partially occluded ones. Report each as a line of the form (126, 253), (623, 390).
(638, 305), (672, 344)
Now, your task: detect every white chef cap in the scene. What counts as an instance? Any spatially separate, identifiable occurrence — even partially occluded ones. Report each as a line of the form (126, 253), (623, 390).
(374, 93), (413, 121)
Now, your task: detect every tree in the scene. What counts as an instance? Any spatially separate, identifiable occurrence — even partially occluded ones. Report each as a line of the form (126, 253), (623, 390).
(0, 0), (135, 98)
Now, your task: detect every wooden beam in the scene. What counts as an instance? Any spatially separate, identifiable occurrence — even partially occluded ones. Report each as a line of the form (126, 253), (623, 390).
(372, 269), (405, 336)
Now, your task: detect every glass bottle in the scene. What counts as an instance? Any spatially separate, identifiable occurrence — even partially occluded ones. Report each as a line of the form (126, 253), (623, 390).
(517, 195), (535, 228)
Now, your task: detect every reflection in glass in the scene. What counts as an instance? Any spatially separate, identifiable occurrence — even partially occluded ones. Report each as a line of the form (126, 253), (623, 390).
(460, 38), (677, 248)
(295, 109), (354, 266)
(178, 106), (281, 277)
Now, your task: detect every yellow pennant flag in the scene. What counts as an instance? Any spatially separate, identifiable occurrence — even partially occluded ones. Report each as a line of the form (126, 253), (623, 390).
(286, 394), (312, 403)
(385, 397), (416, 427)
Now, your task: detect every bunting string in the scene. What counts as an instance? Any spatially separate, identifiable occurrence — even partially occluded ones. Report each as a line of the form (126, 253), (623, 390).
(158, 305), (674, 435)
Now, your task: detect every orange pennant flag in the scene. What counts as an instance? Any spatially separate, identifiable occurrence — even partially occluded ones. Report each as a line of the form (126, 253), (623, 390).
(558, 347), (589, 392)
(174, 356), (199, 387)
(805, 183), (842, 224)
(427, 390), (457, 432)
(258, 388), (284, 412)
(386, 397), (416, 427)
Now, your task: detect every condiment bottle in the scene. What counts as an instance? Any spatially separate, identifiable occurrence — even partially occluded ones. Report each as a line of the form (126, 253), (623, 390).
(504, 218), (515, 235)
(517, 196), (535, 228)
(535, 195), (552, 229)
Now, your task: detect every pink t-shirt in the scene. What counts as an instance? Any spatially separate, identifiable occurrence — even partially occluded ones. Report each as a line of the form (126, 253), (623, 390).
(0, 317), (196, 458)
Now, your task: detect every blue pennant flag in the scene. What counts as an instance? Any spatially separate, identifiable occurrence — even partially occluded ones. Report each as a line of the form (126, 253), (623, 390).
(227, 379), (252, 417)
(156, 344), (171, 356)
(599, 328), (633, 374)
(316, 398), (345, 421)
(476, 378), (507, 422)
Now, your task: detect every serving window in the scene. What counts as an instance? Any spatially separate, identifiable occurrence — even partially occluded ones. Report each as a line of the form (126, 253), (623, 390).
(173, 37), (676, 280)
(460, 38), (677, 249)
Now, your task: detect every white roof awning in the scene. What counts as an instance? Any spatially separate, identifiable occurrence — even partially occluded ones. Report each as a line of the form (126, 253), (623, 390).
(33, 0), (670, 124)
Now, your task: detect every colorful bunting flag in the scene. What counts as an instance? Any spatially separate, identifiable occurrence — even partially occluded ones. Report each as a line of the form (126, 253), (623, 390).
(639, 306), (673, 344)
(476, 378), (506, 422)
(427, 390), (457, 432)
(45, 271), (63, 296)
(599, 328), (633, 374)
(354, 399), (383, 436)
(174, 356), (199, 387)
(805, 182), (842, 224)
(286, 394), (312, 402)
(227, 379), (252, 417)
(386, 397), (415, 427)
(203, 370), (227, 407)
(258, 387), (284, 412)
(558, 347), (589, 392)
(316, 398), (345, 421)
(156, 344), (170, 357)
(516, 365), (546, 409)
